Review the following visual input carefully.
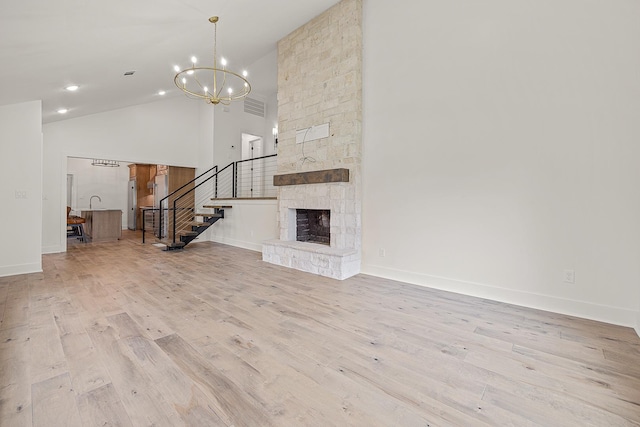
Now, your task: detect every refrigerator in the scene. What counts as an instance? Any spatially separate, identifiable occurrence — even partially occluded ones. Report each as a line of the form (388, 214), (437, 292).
(127, 179), (136, 230)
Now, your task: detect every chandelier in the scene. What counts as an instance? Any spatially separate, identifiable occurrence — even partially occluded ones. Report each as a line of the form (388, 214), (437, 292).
(91, 159), (120, 167)
(174, 16), (251, 105)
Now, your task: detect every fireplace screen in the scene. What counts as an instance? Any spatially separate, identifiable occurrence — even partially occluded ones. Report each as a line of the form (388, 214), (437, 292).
(296, 209), (330, 245)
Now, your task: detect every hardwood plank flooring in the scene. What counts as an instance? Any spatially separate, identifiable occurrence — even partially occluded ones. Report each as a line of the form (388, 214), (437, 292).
(0, 230), (639, 426)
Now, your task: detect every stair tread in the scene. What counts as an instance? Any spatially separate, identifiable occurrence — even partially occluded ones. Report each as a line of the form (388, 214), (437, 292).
(194, 213), (223, 218)
(190, 221), (212, 227)
(156, 201), (227, 249)
(157, 239), (186, 248)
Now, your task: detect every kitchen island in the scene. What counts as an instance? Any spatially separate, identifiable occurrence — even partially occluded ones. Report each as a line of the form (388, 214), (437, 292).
(81, 209), (122, 242)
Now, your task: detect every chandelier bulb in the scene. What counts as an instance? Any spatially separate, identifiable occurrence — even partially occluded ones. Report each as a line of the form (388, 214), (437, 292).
(221, 57), (227, 67)
(191, 56), (197, 64)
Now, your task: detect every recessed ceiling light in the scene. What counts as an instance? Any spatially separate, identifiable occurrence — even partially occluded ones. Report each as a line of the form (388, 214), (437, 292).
(57, 108), (68, 114)
(158, 90), (166, 96)
(65, 85), (79, 91)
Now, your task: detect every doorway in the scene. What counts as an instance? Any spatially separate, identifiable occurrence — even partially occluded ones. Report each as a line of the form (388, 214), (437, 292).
(239, 133), (264, 197)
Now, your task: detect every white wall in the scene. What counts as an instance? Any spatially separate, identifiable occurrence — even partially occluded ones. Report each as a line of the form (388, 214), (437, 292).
(67, 158), (131, 228)
(264, 92), (279, 156)
(196, 102), (215, 176)
(43, 97), (203, 253)
(199, 96), (279, 250)
(361, 1), (640, 327)
(212, 49), (278, 167)
(212, 97), (273, 166)
(0, 101), (42, 276)
(203, 200), (278, 252)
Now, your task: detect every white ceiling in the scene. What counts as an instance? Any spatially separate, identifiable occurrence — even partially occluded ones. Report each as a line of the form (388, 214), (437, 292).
(0, 0), (341, 123)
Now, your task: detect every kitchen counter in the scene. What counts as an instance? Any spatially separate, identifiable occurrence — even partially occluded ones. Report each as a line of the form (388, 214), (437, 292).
(81, 209), (122, 242)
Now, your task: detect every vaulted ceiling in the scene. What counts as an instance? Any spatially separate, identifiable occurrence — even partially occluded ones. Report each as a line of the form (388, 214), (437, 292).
(0, 0), (341, 123)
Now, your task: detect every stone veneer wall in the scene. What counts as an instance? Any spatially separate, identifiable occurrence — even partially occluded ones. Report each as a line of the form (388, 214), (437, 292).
(262, 0), (363, 279)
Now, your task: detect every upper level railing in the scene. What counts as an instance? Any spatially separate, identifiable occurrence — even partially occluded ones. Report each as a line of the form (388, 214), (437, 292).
(156, 154), (277, 244)
(235, 154), (278, 198)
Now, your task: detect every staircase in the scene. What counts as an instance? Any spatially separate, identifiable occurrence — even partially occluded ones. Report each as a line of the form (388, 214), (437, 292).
(163, 205), (231, 250)
(155, 154), (277, 251)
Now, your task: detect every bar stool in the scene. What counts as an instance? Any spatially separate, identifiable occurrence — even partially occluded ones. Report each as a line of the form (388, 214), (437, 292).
(67, 206), (86, 241)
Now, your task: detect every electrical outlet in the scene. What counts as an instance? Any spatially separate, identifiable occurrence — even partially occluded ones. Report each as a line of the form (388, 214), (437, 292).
(14, 190), (27, 199)
(379, 248), (386, 257)
(564, 269), (575, 284)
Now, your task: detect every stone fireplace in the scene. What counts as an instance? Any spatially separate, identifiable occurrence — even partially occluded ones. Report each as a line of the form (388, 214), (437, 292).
(262, 168), (361, 280)
(261, 0), (362, 280)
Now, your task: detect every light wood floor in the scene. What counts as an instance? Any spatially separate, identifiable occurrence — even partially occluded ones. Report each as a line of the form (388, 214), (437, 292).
(1, 231), (639, 426)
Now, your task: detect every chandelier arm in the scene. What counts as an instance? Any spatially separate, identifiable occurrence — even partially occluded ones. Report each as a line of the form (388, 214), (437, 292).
(192, 72), (207, 95)
(216, 70), (228, 99)
(213, 68), (218, 98)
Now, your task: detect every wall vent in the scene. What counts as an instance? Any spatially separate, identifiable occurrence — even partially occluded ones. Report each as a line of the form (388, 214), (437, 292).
(244, 97), (265, 117)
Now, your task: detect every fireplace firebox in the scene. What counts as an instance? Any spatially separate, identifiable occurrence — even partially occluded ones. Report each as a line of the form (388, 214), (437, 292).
(296, 209), (330, 245)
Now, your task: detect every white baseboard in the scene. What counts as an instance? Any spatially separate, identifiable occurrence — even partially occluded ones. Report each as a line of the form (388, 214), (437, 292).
(0, 262), (42, 278)
(208, 236), (263, 252)
(42, 245), (64, 254)
(362, 263), (638, 329)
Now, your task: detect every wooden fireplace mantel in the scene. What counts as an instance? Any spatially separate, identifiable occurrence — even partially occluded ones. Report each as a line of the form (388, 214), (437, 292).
(273, 168), (349, 186)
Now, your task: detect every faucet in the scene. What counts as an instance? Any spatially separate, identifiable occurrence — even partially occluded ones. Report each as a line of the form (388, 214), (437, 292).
(90, 195), (102, 209)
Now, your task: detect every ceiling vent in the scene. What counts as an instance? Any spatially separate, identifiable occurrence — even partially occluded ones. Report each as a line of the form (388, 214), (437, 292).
(244, 97), (265, 117)
(123, 71), (136, 76)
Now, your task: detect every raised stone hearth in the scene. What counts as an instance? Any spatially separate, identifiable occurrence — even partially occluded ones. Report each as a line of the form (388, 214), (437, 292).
(262, 240), (359, 280)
